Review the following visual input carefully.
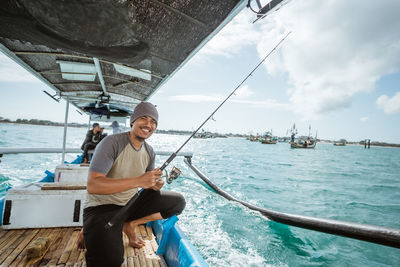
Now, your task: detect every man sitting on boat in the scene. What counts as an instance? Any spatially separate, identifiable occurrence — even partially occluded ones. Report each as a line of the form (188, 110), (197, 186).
(80, 123), (104, 163)
(80, 102), (186, 267)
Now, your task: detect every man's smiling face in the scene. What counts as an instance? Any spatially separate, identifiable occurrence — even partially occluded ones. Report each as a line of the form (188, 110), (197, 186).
(131, 115), (157, 140)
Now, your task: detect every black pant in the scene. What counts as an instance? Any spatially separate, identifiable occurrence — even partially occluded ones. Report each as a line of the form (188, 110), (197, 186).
(83, 189), (186, 267)
(82, 143), (97, 162)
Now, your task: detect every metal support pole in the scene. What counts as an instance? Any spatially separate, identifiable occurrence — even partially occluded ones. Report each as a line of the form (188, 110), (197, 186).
(61, 99), (70, 164)
(93, 57), (107, 95)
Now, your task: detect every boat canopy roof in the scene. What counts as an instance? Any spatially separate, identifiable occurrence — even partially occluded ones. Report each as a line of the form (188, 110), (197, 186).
(0, 0), (245, 120)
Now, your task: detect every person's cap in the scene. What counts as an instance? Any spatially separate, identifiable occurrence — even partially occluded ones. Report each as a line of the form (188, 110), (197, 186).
(92, 123), (99, 128)
(130, 102), (158, 127)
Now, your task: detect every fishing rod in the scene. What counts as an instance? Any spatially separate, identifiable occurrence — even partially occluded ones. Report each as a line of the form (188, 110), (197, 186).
(105, 31), (292, 229)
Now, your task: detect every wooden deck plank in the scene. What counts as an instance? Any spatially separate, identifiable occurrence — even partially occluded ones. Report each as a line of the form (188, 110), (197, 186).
(152, 258), (161, 267)
(37, 228), (63, 266)
(76, 250), (85, 264)
(41, 182), (87, 190)
(145, 226), (154, 240)
(139, 225), (149, 240)
(0, 229), (39, 266)
(137, 229), (152, 267)
(58, 228), (80, 264)
(0, 230), (20, 249)
(24, 228), (54, 267)
(65, 244), (81, 265)
(45, 228), (74, 267)
(0, 228), (10, 240)
(126, 256), (134, 267)
(150, 239), (159, 254)
(121, 257), (128, 267)
(159, 256), (168, 267)
(0, 225), (164, 267)
(133, 254), (140, 266)
(0, 230), (25, 262)
(9, 228), (49, 267)
(65, 230), (82, 266)
(123, 233), (128, 258)
(123, 233), (135, 257)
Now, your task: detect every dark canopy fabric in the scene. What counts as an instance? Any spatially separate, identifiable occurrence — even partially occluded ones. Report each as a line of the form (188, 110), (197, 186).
(0, 0), (243, 117)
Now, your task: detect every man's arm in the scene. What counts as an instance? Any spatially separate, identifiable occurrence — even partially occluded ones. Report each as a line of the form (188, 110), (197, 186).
(87, 168), (163, 195)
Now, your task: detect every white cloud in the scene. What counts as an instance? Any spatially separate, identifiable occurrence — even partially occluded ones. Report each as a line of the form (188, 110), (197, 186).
(170, 94), (222, 103)
(231, 98), (290, 110)
(0, 52), (40, 83)
(360, 117), (368, 122)
(234, 85), (253, 98)
(197, 1), (400, 119)
(376, 92), (400, 114)
(169, 93), (290, 110)
(256, 0), (400, 119)
(197, 11), (259, 58)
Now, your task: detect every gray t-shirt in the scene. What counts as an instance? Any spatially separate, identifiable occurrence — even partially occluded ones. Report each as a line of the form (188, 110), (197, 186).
(84, 132), (155, 208)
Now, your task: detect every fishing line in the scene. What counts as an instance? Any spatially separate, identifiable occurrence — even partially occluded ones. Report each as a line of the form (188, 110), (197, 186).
(105, 31), (292, 229)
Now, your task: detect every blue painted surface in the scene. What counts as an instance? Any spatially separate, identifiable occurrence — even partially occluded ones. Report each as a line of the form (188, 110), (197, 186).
(0, 196), (4, 225)
(150, 219), (208, 267)
(40, 170), (55, 182)
(156, 215), (179, 255)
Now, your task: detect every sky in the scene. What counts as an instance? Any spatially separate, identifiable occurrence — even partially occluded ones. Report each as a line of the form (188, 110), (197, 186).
(1, 0), (400, 143)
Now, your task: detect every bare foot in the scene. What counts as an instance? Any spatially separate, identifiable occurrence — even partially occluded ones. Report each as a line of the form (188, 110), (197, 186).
(76, 229), (86, 251)
(123, 223), (145, 248)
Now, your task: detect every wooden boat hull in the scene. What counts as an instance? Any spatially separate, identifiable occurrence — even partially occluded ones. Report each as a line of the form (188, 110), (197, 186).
(261, 140), (277, 144)
(290, 141), (317, 149)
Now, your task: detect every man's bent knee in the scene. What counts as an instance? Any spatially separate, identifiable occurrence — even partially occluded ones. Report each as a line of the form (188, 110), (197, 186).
(174, 193), (186, 215)
(161, 192), (186, 218)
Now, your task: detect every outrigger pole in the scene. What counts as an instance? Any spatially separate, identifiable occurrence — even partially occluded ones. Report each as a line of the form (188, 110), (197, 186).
(105, 31), (292, 229)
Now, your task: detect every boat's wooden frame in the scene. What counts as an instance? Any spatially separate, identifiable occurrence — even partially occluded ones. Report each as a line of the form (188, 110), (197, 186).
(0, 225), (167, 266)
(290, 140), (317, 149)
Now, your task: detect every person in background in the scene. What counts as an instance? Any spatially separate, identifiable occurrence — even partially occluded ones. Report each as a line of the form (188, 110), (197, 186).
(100, 126), (108, 139)
(81, 123), (103, 163)
(111, 120), (121, 134)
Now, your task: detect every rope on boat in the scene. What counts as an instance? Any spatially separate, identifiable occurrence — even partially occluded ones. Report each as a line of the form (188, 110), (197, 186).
(183, 157), (400, 249)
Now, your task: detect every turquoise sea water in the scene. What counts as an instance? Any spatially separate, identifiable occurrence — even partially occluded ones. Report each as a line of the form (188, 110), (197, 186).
(0, 123), (399, 266)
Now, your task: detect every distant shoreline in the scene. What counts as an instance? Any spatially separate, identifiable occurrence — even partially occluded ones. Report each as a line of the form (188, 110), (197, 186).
(318, 140), (400, 148)
(0, 119), (245, 137)
(1, 119), (399, 146)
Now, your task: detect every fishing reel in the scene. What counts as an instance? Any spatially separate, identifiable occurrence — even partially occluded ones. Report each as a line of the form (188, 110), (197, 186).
(162, 166), (182, 184)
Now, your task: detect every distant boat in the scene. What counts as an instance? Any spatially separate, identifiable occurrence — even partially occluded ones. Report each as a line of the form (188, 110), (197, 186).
(334, 139), (347, 146)
(290, 139), (317, 149)
(290, 125), (317, 149)
(260, 131), (277, 144)
(333, 143), (346, 146)
(249, 135), (259, 142)
(260, 137), (277, 144)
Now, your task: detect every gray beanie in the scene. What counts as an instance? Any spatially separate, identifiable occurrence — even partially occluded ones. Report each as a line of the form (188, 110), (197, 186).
(130, 102), (158, 127)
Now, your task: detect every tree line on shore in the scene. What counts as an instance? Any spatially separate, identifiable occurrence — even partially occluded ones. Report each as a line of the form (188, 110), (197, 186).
(0, 116), (86, 128)
(0, 116), (247, 138)
(1, 116), (398, 145)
